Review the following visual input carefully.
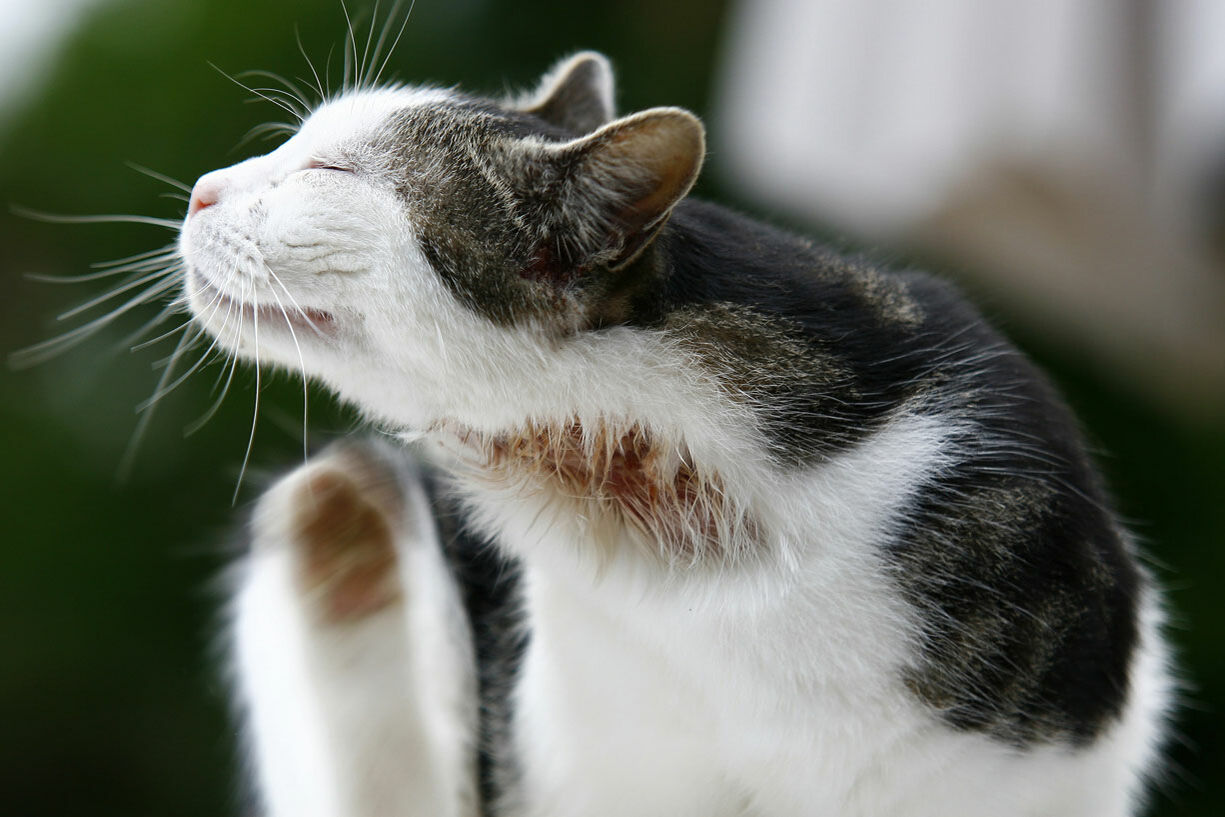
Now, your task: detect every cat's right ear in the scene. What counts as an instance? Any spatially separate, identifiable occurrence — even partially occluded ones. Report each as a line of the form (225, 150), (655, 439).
(519, 52), (615, 135)
(534, 106), (705, 274)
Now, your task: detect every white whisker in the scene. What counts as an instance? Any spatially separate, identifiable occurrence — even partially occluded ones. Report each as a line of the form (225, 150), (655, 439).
(136, 322), (226, 412)
(93, 244), (180, 270)
(10, 274), (181, 368)
(247, 85), (308, 117)
(234, 278), (262, 504)
(133, 278), (236, 398)
(185, 343), (241, 437)
(27, 253), (176, 284)
(359, 0), (379, 90)
(184, 292), (243, 437)
(295, 25), (328, 103)
(265, 265), (327, 336)
(264, 276), (312, 465)
(340, 0), (358, 92)
(240, 69), (315, 111)
(12, 206), (181, 230)
(368, 0), (414, 89)
(124, 301), (190, 351)
(117, 324), (197, 482)
(324, 45), (338, 98)
(211, 61), (304, 123)
(236, 121), (298, 152)
(56, 265), (181, 321)
(124, 162), (192, 193)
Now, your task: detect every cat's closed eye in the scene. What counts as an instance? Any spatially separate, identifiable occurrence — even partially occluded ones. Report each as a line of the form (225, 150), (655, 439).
(306, 159), (355, 173)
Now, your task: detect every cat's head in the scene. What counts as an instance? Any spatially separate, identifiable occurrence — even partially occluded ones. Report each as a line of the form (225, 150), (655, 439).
(178, 53), (705, 431)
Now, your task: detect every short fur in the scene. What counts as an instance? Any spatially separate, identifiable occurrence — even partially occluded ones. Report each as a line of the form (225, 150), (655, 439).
(182, 52), (1171, 816)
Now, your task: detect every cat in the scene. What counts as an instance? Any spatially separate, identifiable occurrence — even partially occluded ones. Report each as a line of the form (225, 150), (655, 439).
(178, 51), (1172, 816)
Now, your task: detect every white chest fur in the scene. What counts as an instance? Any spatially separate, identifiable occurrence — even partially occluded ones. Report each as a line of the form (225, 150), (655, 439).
(458, 408), (1166, 817)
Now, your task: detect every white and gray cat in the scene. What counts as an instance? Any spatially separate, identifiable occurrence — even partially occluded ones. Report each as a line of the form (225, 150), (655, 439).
(178, 52), (1172, 816)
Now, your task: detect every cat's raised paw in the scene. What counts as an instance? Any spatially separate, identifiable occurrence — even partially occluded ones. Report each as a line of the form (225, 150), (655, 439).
(255, 442), (413, 624)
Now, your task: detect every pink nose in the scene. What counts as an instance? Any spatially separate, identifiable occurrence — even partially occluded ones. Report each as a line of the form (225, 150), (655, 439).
(188, 177), (222, 216)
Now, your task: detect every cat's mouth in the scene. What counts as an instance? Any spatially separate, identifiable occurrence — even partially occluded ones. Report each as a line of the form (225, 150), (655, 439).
(188, 272), (337, 336)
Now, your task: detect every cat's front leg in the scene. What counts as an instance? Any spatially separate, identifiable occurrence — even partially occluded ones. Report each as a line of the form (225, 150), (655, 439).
(228, 441), (478, 817)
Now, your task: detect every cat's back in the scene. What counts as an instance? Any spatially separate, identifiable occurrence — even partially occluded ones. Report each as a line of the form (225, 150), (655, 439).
(561, 197), (1172, 814)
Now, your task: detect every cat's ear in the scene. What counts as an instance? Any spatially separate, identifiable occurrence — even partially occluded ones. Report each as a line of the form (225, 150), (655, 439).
(520, 52), (615, 134)
(548, 107), (705, 271)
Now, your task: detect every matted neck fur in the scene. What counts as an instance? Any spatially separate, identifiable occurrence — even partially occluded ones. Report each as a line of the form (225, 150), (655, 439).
(187, 53), (1169, 817)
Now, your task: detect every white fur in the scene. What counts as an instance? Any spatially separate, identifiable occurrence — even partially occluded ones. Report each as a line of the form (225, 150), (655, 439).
(491, 411), (1168, 817)
(231, 449), (477, 817)
(184, 86), (1169, 816)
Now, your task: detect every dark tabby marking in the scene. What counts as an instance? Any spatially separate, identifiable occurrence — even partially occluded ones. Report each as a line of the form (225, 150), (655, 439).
(888, 313), (1142, 743)
(426, 477), (528, 814)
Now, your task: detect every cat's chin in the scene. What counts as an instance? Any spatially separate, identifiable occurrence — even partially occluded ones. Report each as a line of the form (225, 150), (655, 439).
(187, 270), (338, 339)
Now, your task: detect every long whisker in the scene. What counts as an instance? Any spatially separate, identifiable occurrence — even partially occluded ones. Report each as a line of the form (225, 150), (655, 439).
(211, 61), (304, 123)
(234, 278), (262, 504)
(184, 291), (243, 436)
(56, 265), (181, 321)
(201, 291), (241, 389)
(363, 0), (387, 89)
(235, 121), (298, 153)
(125, 162), (192, 193)
(359, 0), (379, 91)
(369, 0), (415, 89)
(9, 274), (181, 368)
(264, 277), (311, 465)
(11, 206), (181, 230)
(117, 324), (197, 481)
(340, 0), (358, 93)
(136, 324), (225, 412)
(124, 300), (189, 351)
(110, 279), (187, 357)
(265, 265), (326, 336)
(246, 85), (308, 116)
(324, 45), (337, 98)
(185, 340), (241, 437)
(134, 278), (235, 406)
(27, 250), (179, 284)
(239, 69), (314, 111)
(242, 90), (307, 122)
(93, 245), (181, 270)
(295, 25), (328, 102)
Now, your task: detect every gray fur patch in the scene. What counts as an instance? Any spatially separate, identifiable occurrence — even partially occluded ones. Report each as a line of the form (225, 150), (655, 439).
(665, 302), (863, 465)
(372, 101), (573, 327)
(894, 474), (1127, 744)
(841, 259), (924, 327)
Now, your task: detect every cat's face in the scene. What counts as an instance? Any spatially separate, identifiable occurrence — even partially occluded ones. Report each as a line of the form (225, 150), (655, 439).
(177, 54), (704, 431)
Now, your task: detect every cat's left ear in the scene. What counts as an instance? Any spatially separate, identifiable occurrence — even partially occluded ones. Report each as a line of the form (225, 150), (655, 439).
(519, 51), (615, 134)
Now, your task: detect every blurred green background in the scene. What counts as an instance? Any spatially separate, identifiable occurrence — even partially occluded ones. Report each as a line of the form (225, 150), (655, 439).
(0, 1), (1220, 815)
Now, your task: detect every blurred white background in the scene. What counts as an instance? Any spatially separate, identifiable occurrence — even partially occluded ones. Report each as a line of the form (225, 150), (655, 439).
(716, 0), (1225, 422)
(0, 0), (101, 114)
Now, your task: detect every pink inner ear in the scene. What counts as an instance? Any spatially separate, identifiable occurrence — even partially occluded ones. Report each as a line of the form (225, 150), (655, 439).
(602, 120), (704, 236)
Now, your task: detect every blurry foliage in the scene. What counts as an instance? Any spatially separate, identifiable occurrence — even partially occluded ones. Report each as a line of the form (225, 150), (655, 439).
(0, 1), (1219, 815)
